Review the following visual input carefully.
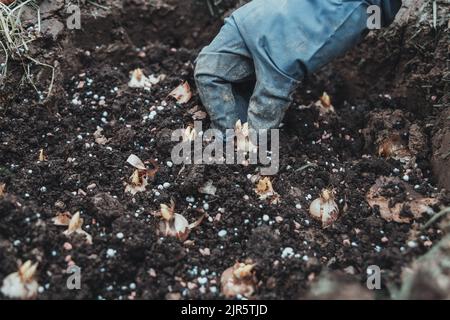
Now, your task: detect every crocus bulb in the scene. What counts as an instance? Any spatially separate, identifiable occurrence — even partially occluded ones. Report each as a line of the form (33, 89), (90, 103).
(309, 189), (339, 228)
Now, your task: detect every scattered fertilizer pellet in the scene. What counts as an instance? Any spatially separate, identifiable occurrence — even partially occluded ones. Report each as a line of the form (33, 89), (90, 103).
(218, 230), (227, 237)
(106, 248), (117, 258)
(281, 247), (294, 259)
(407, 241), (418, 248)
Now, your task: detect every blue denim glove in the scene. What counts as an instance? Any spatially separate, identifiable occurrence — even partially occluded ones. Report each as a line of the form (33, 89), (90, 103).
(195, 0), (401, 132)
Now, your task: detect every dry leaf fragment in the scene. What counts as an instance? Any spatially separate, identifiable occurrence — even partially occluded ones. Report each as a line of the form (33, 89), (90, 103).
(221, 262), (257, 298)
(0, 0), (17, 5)
(192, 110), (207, 120)
(378, 134), (411, 162)
(52, 211), (72, 226)
(128, 68), (152, 88)
(38, 149), (47, 162)
(366, 176), (438, 223)
(166, 292), (182, 300)
(199, 248), (211, 256)
(255, 177), (280, 205)
(362, 110), (420, 166)
(148, 74), (166, 85)
(233, 263), (256, 279)
(60, 212), (93, 244)
(0, 183), (5, 197)
(314, 92), (336, 115)
(309, 189), (339, 228)
(188, 106), (207, 120)
(94, 128), (110, 145)
(157, 200), (204, 241)
(198, 180), (217, 196)
(77, 81), (85, 89)
(169, 81), (192, 104)
(188, 106), (199, 113)
(1, 260), (39, 299)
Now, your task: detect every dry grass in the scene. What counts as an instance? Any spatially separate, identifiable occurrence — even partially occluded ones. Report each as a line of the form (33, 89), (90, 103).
(0, 0), (54, 101)
(423, 207), (450, 229)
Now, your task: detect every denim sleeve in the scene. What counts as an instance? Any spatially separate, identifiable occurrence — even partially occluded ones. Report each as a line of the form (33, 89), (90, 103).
(232, 0), (372, 77)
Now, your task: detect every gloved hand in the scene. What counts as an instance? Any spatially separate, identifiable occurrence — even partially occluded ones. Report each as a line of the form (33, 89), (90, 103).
(195, 0), (401, 133)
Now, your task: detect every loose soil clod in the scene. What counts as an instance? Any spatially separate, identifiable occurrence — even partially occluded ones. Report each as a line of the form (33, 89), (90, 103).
(366, 176), (438, 224)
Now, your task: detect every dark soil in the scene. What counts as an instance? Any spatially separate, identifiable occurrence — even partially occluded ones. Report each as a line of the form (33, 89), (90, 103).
(0, 0), (449, 300)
